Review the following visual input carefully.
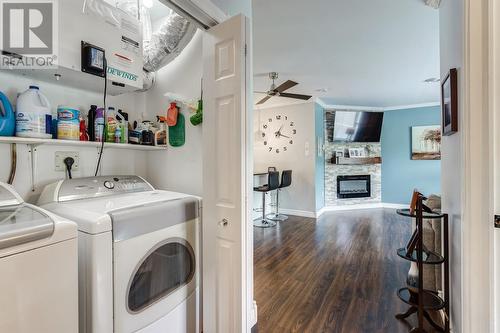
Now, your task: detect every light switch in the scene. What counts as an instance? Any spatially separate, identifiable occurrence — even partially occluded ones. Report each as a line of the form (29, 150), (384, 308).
(305, 141), (310, 156)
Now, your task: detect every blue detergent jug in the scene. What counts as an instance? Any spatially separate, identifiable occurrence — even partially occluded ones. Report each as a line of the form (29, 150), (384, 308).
(0, 91), (15, 136)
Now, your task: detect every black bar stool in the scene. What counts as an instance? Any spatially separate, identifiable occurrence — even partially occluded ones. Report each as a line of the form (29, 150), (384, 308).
(267, 170), (292, 221)
(253, 171), (280, 228)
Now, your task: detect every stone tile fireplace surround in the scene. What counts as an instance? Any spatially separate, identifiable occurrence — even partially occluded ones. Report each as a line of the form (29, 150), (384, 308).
(324, 142), (382, 206)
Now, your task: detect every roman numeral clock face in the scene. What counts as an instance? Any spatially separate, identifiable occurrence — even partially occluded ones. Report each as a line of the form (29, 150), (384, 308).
(261, 114), (297, 153)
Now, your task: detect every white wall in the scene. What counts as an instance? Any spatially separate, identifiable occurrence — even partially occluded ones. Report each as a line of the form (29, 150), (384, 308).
(211, 0), (252, 18)
(0, 28), (205, 200)
(144, 30), (204, 196)
(0, 71), (147, 202)
(440, 0), (464, 331)
(253, 102), (316, 214)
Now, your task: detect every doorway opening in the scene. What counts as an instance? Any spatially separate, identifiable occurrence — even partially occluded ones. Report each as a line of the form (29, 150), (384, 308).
(250, 0), (446, 332)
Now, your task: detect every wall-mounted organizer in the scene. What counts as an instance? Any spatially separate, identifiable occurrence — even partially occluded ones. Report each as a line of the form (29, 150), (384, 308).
(395, 195), (450, 332)
(0, 137), (167, 151)
(0, 137), (166, 191)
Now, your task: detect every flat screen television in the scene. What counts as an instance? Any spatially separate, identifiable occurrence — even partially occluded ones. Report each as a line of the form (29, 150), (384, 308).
(332, 111), (384, 142)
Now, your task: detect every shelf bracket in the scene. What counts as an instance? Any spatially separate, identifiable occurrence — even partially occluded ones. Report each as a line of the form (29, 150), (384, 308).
(27, 144), (37, 192)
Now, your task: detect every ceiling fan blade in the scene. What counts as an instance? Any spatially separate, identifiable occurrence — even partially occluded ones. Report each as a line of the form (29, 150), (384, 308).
(256, 95), (272, 105)
(254, 91), (268, 94)
(275, 80), (298, 93)
(279, 92), (313, 101)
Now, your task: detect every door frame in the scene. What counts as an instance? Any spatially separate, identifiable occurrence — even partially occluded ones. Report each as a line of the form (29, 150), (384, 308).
(461, 0), (495, 331)
(488, 0), (500, 331)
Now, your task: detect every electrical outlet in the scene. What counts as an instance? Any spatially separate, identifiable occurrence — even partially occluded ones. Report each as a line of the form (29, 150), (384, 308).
(55, 151), (80, 172)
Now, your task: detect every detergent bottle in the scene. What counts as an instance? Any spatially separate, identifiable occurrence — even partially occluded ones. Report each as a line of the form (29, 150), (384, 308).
(94, 108), (105, 142)
(116, 111), (128, 144)
(16, 85), (52, 138)
(105, 107), (117, 142)
(0, 91), (15, 136)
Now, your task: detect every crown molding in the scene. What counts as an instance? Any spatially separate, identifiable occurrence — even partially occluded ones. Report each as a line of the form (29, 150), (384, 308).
(253, 99), (312, 110)
(316, 98), (440, 112)
(384, 102), (441, 111)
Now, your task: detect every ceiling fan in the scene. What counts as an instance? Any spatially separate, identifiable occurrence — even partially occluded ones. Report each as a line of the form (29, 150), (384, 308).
(255, 72), (312, 105)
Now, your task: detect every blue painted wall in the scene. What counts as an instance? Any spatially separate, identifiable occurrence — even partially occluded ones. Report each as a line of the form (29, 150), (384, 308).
(381, 106), (441, 204)
(315, 103), (325, 211)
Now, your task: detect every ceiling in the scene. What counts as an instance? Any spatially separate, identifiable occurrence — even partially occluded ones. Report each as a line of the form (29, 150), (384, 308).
(252, 0), (440, 108)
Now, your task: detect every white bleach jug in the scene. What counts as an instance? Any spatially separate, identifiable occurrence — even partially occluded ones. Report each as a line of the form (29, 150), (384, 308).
(16, 85), (51, 138)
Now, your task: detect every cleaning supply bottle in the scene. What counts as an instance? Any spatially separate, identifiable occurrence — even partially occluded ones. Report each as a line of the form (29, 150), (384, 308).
(0, 91), (15, 136)
(105, 107), (117, 142)
(190, 99), (203, 126)
(87, 105), (97, 141)
(116, 111), (128, 144)
(95, 108), (105, 142)
(155, 116), (167, 146)
(80, 118), (89, 141)
(166, 102), (179, 127)
(114, 126), (121, 143)
(15, 85), (51, 138)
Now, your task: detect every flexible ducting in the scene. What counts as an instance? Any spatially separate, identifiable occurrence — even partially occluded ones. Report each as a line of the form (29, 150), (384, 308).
(113, 0), (198, 75)
(142, 12), (197, 73)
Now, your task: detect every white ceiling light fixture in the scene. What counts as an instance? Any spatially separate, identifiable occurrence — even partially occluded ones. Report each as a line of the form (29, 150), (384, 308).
(143, 0), (153, 9)
(424, 0), (441, 9)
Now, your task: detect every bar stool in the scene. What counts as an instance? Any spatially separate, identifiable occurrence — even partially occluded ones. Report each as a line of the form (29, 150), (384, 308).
(253, 171), (280, 228)
(267, 170), (292, 221)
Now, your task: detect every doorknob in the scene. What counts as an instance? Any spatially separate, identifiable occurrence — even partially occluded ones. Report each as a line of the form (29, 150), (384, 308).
(219, 218), (229, 227)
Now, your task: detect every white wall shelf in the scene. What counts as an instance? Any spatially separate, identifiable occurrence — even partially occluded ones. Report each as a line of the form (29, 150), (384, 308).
(0, 136), (167, 151)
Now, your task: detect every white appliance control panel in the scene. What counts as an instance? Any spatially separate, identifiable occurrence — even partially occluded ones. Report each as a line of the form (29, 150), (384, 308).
(57, 176), (154, 202)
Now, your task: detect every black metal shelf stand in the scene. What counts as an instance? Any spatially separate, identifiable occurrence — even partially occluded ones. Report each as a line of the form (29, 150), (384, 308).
(395, 195), (450, 333)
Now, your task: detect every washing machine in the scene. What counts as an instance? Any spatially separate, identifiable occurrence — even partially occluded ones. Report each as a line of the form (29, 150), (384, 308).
(0, 182), (78, 333)
(38, 175), (201, 333)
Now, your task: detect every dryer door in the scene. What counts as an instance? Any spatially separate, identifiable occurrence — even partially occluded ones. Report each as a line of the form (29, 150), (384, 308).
(111, 204), (200, 333)
(127, 238), (195, 313)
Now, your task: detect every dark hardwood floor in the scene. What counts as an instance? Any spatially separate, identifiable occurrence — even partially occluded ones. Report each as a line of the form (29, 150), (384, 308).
(253, 208), (439, 333)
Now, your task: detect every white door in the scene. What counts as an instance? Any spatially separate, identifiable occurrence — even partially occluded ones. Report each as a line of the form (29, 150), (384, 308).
(202, 14), (251, 333)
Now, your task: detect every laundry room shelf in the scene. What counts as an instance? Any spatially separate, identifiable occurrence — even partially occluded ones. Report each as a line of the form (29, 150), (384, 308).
(0, 136), (167, 151)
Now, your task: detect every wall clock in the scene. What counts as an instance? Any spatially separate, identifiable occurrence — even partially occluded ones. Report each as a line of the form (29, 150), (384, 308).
(261, 114), (297, 153)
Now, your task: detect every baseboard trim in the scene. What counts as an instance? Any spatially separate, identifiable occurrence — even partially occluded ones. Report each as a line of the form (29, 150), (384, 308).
(382, 203), (409, 209)
(279, 208), (316, 218)
(279, 203), (409, 219)
(250, 300), (258, 328)
(316, 203), (408, 217)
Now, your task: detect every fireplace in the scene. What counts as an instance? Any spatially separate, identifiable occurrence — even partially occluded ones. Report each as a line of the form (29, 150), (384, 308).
(337, 175), (371, 199)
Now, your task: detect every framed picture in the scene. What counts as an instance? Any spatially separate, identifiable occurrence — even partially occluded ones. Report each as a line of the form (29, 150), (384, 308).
(411, 125), (441, 160)
(441, 68), (458, 136)
(348, 148), (366, 158)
